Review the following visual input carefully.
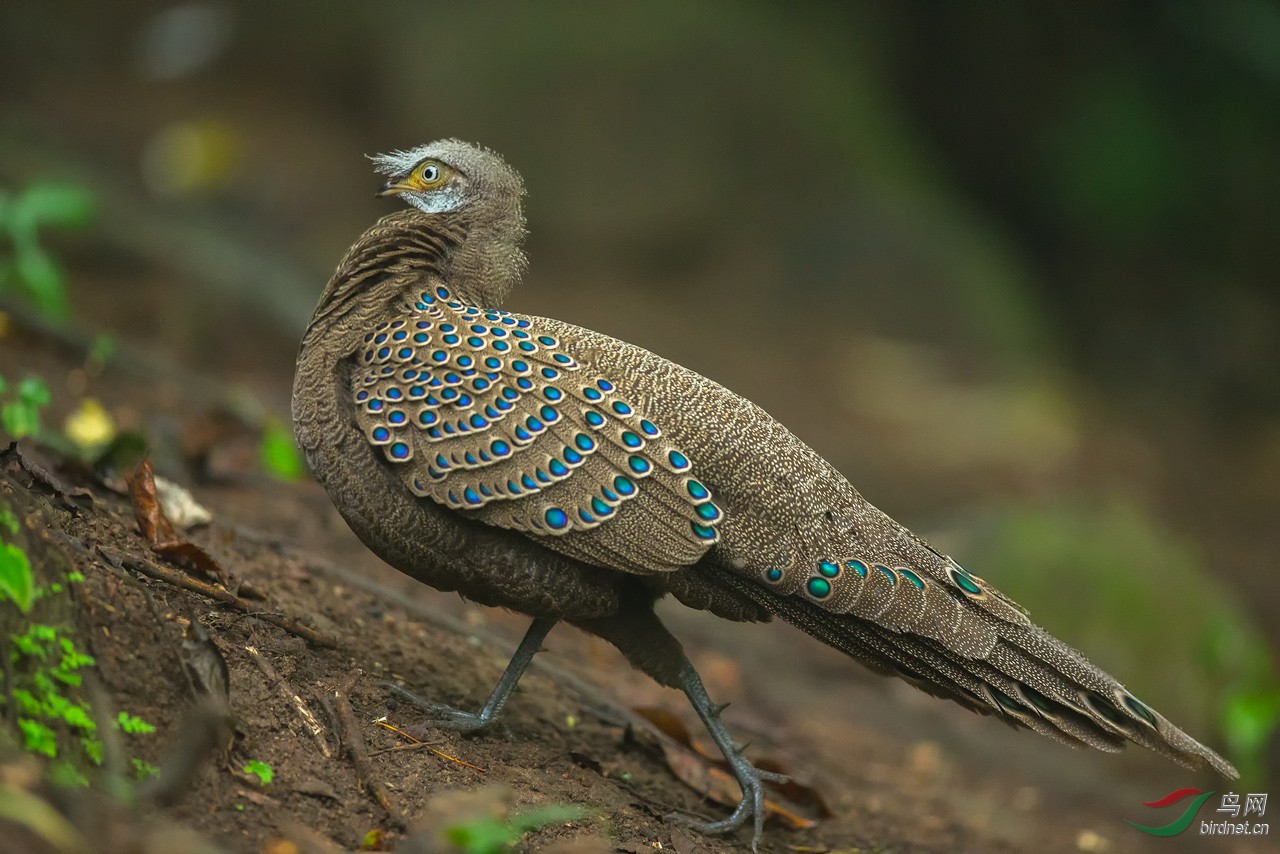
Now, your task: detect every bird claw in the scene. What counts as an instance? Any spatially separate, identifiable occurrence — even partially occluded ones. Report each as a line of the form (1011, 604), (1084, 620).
(380, 681), (495, 733)
(665, 746), (783, 852)
(663, 805), (752, 837)
(378, 619), (555, 737)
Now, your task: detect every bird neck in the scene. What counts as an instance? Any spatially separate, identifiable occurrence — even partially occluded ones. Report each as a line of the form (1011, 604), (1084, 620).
(304, 206), (525, 345)
(442, 204), (527, 309)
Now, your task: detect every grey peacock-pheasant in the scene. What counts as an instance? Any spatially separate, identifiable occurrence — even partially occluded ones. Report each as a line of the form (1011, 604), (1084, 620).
(292, 139), (1236, 848)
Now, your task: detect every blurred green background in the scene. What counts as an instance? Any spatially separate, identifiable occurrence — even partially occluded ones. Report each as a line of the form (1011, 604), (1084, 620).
(2, 1), (1277, 778)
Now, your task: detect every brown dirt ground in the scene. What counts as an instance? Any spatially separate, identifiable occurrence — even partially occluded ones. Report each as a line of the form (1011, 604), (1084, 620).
(0, 326), (1270, 854)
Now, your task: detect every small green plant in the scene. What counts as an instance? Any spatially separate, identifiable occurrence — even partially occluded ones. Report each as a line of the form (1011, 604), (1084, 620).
(10, 624), (101, 764)
(8, 617), (158, 778)
(0, 504), (36, 616)
(86, 333), (116, 373)
(1205, 614), (1280, 782)
(243, 759), (273, 786)
(49, 762), (89, 788)
(260, 418), (305, 481)
(0, 182), (95, 319)
(445, 804), (590, 854)
(116, 712), (156, 735)
(0, 375), (52, 440)
(1, 522), (156, 783)
(131, 758), (160, 780)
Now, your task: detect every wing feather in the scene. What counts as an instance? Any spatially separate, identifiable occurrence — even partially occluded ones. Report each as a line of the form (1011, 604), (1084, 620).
(349, 281), (723, 574)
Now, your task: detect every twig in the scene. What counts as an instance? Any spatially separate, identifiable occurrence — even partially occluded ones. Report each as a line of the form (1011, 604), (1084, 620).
(333, 671), (403, 826)
(308, 684), (341, 746)
(372, 719), (486, 772)
(96, 544), (339, 648)
(244, 644), (331, 758)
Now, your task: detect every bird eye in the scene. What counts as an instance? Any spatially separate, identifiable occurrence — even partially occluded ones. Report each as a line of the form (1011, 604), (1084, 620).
(417, 162), (442, 185)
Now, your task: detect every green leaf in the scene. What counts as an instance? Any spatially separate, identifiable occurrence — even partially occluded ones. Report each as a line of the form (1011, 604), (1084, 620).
(1224, 689), (1280, 754)
(260, 419), (305, 481)
(81, 737), (103, 765)
(444, 805), (590, 854)
(0, 542), (34, 613)
(116, 712), (156, 735)
(131, 758), (159, 780)
(88, 333), (116, 370)
(14, 184), (96, 230)
(50, 761), (90, 788)
(50, 668), (81, 688)
(445, 818), (521, 854)
(2, 400), (36, 439)
(31, 670), (60, 706)
(243, 759), (273, 786)
(509, 804), (590, 832)
(16, 377), (51, 409)
(58, 638), (95, 672)
(14, 624), (56, 657)
(18, 718), (58, 758)
(13, 247), (68, 318)
(62, 704), (95, 733)
(11, 689), (41, 716)
(0, 376), (50, 438)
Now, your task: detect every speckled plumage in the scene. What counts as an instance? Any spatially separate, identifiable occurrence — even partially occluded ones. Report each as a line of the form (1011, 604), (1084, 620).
(294, 140), (1236, 847)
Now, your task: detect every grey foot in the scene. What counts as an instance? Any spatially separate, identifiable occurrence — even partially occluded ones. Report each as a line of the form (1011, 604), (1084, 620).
(382, 682), (497, 733)
(663, 743), (789, 851)
(381, 617), (557, 735)
(675, 660), (790, 851)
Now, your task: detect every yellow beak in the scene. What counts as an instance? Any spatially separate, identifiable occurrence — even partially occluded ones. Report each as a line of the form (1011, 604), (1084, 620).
(377, 177), (413, 197)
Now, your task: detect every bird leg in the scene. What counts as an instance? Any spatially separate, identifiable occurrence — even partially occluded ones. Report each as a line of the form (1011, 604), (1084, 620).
(383, 616), (557, 733)
(666, 658), (788, 852)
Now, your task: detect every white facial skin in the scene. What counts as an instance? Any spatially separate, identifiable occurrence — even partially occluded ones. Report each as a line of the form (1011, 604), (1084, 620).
(401, 185), (465, 214)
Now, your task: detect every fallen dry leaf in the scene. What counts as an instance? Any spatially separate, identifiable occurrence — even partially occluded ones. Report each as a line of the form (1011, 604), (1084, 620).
(154, 474), (212, 529)
(632, 706), (826, 829)
(757, 755), (833, 818)
(130, 457), (228, 587)
(131, 457), (178, 544)
(154, 540), (226, 584)
(655, 737), (817, 830)
(633, 706), (696, 748)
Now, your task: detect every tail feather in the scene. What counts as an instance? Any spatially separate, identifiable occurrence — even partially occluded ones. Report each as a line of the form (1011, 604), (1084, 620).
(993, 629), (1239, 777)
(699, 563), (1237, 778)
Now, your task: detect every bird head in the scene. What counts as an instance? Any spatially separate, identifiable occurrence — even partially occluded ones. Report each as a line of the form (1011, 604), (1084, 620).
(370, 139), (528, 305)
(370, 139), (524, 218)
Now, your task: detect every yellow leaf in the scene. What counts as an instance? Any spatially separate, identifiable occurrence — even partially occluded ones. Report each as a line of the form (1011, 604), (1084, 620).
(64, 398), (116, 454)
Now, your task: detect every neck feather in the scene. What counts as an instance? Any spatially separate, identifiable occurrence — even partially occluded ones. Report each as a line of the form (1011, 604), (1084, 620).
(302, 206), (526, 361)
(446, 205), (526, 308)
